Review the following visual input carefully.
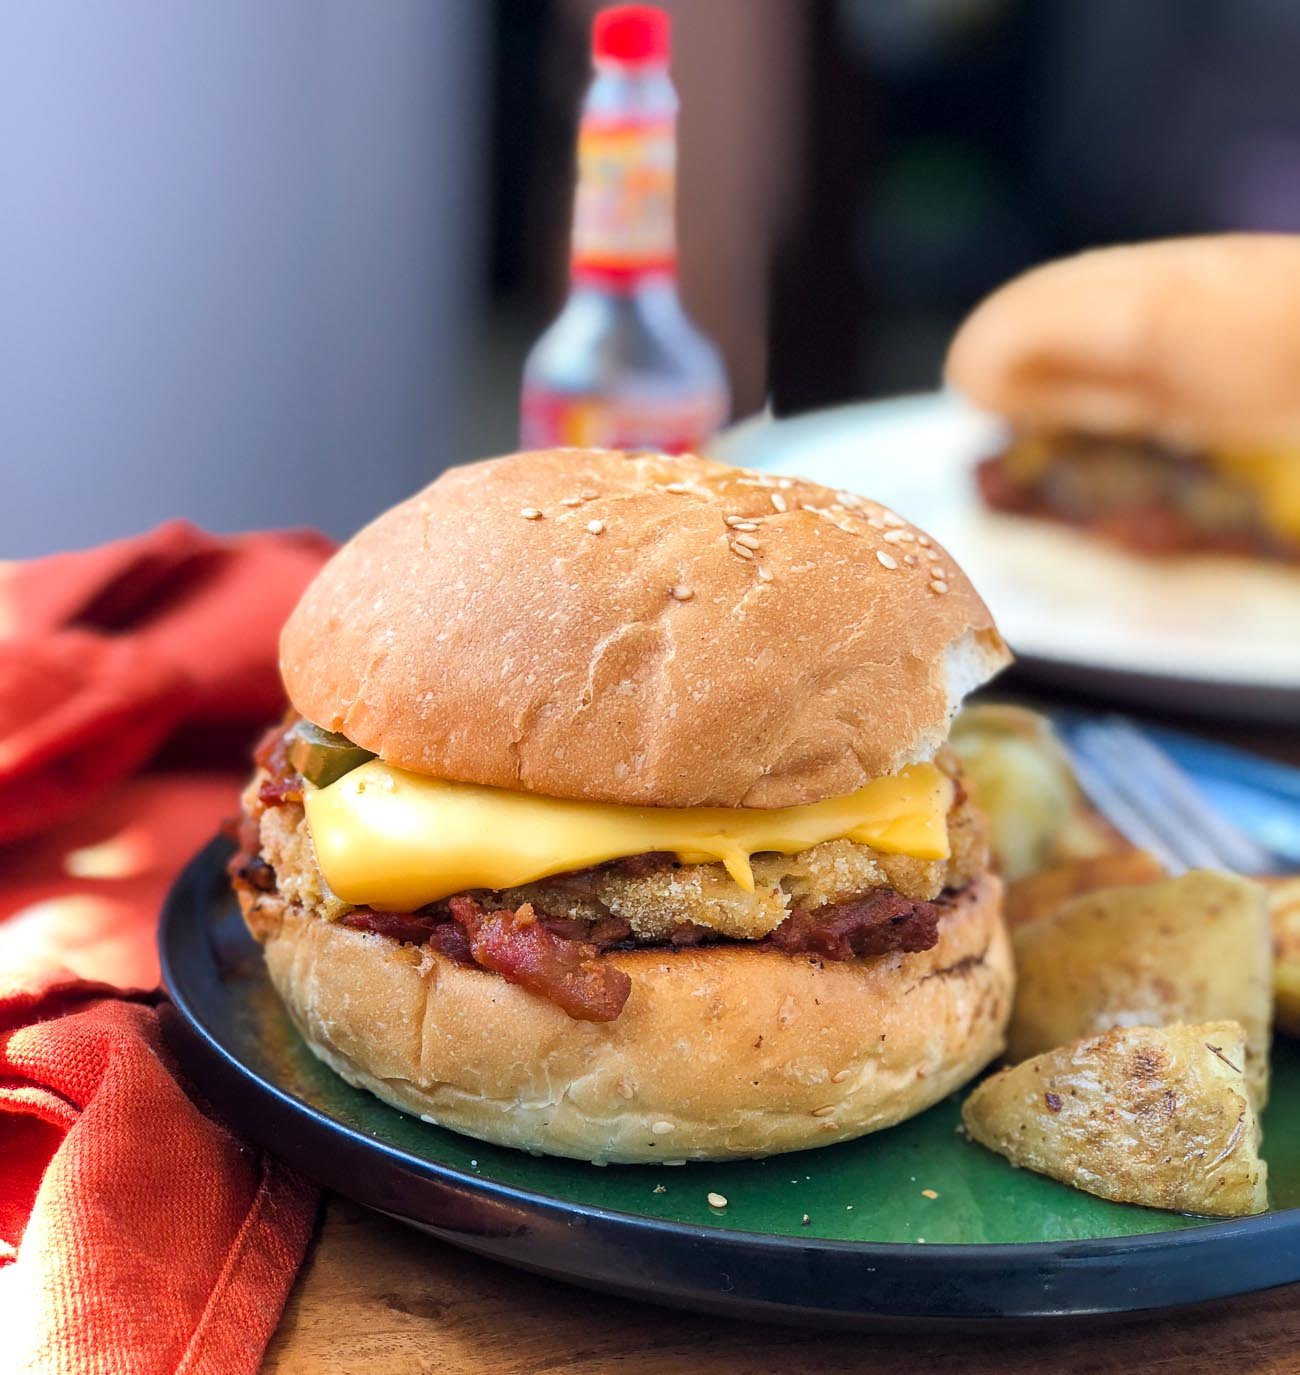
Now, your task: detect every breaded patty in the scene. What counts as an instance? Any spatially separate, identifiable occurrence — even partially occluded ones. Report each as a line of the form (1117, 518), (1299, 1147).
(243, 752), (987, 943)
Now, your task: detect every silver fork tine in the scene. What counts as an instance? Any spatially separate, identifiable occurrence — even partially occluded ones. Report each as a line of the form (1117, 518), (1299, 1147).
(1064, 738), (1192, 875)
(1069, 719), (1277, 875)
(1091, 719), (1276, 872)
(1075, 725), (1227, 871)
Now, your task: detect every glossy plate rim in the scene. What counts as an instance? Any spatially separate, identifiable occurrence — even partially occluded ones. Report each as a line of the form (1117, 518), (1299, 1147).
(160, 836), (1300, 1328)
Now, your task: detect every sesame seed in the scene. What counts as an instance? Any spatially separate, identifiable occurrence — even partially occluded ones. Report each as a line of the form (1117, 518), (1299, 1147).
(734, 533), (760, 550)
(669, 584), (694, 601)
(520, 508), (542, 520)
(707, 1192), (728, 1209)
(918, 535), (931, 547)
(882, 511), (906, 528)
(730, 541), (755, 559)
(921, 1189), (939, 1199)
(581, 490), (598, 500)
(616, 1078), (635, 1099)
(777, 477), (793, 489)
(831, 1068), (851, 1084)
(725, 516), (759, 529)
(866, 517), (885, 530)
(653, 1120), (675, 1135)
(756, 565), (773, 582)
(903, 554), (918, 566)
(811, 1105), (837, 1118)
(770, 492), (788, 512)
(586, 519), (605, 535)
(664, 482), (689, 494)
(883, 528), (914, 544)
(930, 580), (949, 594)
(876, 550), (898, 570)
(560, 496), (583, 507)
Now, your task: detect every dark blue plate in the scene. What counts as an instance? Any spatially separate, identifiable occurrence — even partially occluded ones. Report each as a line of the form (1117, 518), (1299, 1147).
(158, 727), (1300, 1329)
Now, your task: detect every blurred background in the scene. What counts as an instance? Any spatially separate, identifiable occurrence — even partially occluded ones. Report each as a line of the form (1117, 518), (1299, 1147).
(8, 0), (1300, 555)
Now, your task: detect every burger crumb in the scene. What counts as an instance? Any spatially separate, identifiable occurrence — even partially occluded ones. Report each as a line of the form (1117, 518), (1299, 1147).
(921, 1189), (939, 1200)
(801, 1214), (811, 1226)
(653, 1184), (667, 1194)
(707, 1192), (728, 1209)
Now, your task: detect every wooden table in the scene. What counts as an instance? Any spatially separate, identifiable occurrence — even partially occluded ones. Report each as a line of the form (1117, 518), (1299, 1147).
(264, 695), (1300, 1374)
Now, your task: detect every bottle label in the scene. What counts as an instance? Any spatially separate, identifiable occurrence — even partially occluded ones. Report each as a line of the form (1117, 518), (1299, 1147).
(521, 386), (727, 454)
(571, 117), (676, 277)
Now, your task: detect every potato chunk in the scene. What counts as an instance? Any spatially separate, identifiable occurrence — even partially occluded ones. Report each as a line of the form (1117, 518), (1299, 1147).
(1264, 876), (1300, 1038)
(950, 705), (1120, 881)
(1008, 872), (1273, 1108)
(963, 1022), (1267, 1217)
(1005, 850), (1167, 929)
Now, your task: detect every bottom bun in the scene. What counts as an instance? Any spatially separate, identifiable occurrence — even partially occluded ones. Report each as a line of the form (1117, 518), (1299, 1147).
(240, 872), (1011, 1162)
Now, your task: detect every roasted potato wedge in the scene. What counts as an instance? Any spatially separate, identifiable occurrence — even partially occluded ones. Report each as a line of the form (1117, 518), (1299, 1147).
(1263, 876), (1300, 1038)
(962, 1021), (1267, 1217)
(1005, 850), (1168, 929)
(1008, 871), (1273, 1108)
(950, 704), (1121, 881)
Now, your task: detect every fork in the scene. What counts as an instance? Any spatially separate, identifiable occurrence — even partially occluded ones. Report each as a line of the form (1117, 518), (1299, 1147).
(1060, 716), (1284, 877)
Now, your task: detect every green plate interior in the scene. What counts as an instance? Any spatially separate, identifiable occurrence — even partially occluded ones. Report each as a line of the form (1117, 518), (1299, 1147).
(233, 956), (1300, 1246)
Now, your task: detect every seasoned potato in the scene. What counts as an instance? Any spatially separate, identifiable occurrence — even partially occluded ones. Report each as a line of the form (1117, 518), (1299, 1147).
(950, 704), (1120, 881)
(1005, 850), (1168, 929)
(1263, 876), (1300, 1038)
(962, 1021), (1267, 1217)
(1008, 872), (1273, 1108)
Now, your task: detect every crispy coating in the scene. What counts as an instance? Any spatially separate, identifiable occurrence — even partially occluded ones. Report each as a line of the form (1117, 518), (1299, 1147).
(243, 752), (987, 943)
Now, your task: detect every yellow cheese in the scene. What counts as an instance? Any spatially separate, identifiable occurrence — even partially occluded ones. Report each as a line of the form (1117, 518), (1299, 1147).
(305, 761), (954, 912)
(1209, 449), (1300, 542)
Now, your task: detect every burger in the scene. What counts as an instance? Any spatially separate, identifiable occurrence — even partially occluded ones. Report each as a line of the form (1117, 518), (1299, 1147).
(230, 448), (1013, 1162)
(947, 235), (1300, 563)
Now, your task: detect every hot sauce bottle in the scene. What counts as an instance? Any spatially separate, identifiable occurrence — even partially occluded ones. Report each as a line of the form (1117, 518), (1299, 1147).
(520, 4), (730, 453)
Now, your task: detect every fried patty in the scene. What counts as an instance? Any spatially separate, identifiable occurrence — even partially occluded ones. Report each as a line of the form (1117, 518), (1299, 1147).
(979, 435), (1297, 561)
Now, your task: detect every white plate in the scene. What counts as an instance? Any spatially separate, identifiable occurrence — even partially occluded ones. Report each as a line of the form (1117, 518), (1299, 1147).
(713, 394), (1300, 722)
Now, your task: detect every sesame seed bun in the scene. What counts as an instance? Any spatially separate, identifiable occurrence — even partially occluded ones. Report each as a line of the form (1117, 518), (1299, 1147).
(280, 448), (1009, 808)
(237, 871), (1010, 1163)
(946, 234), (1300, 451)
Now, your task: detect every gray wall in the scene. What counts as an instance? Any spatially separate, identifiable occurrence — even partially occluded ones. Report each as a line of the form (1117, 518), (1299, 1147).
(0, 1), (484, 556)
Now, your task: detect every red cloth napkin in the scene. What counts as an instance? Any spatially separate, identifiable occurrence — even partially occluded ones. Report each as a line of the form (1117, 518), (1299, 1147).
(0, 522), (334, 1373)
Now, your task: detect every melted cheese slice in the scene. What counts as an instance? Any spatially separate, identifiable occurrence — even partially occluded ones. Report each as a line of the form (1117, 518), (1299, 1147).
(1210, 449), (1300, 542)
(305, 761), (954, 912)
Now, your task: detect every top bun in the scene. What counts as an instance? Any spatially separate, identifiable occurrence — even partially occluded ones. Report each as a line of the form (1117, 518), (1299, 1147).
(947, 234), (1300, 451)
(281, 449), (1009, 809)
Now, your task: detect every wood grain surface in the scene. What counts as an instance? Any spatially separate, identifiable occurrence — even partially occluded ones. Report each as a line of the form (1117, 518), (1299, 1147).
(264, 1197), (1299, 1374)
(263, 702), (1300, 1374)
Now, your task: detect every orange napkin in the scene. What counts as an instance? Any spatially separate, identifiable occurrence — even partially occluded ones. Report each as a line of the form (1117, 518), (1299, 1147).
(0, 522), (334, 1373)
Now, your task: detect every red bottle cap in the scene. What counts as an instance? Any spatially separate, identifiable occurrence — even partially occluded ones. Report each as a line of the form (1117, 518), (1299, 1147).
(593, 5), (670, 66)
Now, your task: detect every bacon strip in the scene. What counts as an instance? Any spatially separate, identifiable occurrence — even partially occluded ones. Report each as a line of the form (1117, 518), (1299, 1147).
(448, 896), (632, 1022)
(339, 909), (475, 966)
(766, 890), (940, 961)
